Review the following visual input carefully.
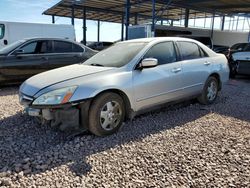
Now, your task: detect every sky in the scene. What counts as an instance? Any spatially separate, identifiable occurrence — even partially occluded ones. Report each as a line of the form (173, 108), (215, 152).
(0, 0), (122, 42)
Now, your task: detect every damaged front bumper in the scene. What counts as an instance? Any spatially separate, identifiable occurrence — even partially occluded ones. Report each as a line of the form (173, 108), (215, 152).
(21, 93), (91, 131)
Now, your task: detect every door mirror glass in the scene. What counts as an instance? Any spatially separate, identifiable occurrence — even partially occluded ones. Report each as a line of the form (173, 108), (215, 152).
(140, 58), (158, 69)
(13, 49), (24, 55)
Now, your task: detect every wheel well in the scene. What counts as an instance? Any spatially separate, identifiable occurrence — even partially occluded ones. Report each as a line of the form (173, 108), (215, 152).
(92, 89), (132, 120)
(209, 73), (222, 90)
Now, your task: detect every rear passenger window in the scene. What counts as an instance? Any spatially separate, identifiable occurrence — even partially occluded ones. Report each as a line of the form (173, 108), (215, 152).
(177, 42), (206, 60)
(199, 48), (208, 58)
(144, 42), (177, 65)
(73, 44), (84, 52)
(54, 41), (72, 53)
(40, 41), (53, 53)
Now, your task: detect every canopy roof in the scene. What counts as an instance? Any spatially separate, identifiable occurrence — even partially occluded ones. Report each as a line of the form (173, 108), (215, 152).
(43, 0), (250, 23)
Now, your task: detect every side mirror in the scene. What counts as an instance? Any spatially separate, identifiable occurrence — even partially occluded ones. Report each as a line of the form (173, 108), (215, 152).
(139, 58), (158, 69)
(13, 49), (24, 56)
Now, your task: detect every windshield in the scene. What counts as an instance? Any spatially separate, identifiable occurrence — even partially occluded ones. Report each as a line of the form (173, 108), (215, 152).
(0, 24), (4, 39)
(84, 42), (148, 67)
(231, 43), (248, 51)
(0, 39), (26, 54)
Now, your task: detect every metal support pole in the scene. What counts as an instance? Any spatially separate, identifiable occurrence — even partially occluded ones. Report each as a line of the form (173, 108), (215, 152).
(243, 17), (246, 31)
(97, 20), (100, 42)
(125, 0), (130, 40)
(82, 7), (87, 45)
(71, 6), (75, 26)
(171, 20), (173, 26)
(231, 16), (235, 30)
(152, 0), (156, 35)
(221, 16), (225, 31)
(236, 16), (239, 31)
(211, 13), (215, 40)
(134, 14), (138, 25)
(184, 9), (189, 28)
(52, 15), (55, 24)
(121, 15), (124, 41)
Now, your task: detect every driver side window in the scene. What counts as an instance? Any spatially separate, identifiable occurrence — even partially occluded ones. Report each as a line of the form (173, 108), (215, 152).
(20, 42), (38, 54)
(144, 42), (177, 65)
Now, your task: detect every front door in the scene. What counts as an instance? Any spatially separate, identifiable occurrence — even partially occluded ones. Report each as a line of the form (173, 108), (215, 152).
(1, 41), (49, 84)
(133, 41), (183, 111)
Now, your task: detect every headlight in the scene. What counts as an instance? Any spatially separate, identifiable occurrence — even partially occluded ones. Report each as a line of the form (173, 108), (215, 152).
(33, 86), (78, 105)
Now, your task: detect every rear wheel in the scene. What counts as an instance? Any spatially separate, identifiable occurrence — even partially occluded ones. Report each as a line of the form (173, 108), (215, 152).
(88, 92), (125, 136)
(198, 77), (219, 105)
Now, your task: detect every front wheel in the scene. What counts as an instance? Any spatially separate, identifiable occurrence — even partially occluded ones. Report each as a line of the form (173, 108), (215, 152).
(88, 92), (125, 136)
(198, 77), (219, 105)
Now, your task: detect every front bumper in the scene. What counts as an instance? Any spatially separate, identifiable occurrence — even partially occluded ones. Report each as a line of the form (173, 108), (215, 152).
(20, 93), (91, 131)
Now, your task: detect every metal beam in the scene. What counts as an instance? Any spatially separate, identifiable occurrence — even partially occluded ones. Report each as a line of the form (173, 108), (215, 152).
(97, 20), (100, 42)
(134, 14), (138, 25)
(184, 8), (189, 27)
(152, 0), (156, 34)
(121, 14), (124, 41)
(82, 7), (87, 45)
(52, 15), (55, 24)
(71, 6), (75, 25)
(211, 13), (215, 39)
(125, 0), (130, 40)
(221, 16), (225, 30)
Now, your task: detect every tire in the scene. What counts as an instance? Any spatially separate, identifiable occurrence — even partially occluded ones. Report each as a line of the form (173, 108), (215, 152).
(229, 60), (237, 78)
(88, 92), (125, 136)
(198, 76), (219, 105)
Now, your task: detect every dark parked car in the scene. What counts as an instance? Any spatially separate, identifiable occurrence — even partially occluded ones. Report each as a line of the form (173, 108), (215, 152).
(179, 36), (213, 49)
(0, 38), (97, 85)
(87, 41), (114, 51)
(213, 45), (229, 55)
(228, 43), (250, 77)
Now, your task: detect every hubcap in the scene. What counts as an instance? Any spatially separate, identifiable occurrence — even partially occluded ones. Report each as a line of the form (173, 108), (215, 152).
(207, 81), (217, 101)
(100, 101), (122, 131)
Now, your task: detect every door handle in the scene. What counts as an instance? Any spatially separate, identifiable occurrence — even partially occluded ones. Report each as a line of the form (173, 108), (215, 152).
(204, 61), (211, 66)
(41, 57), (49, 61)
(171, 67), (182, 73)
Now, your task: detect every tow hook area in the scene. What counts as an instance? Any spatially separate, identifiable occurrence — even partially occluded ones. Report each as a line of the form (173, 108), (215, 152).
(50, 108), (80, 131)
(25, 100), (91, 133)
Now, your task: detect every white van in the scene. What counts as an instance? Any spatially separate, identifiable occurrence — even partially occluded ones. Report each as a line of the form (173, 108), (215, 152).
(0, 21), (75, 49)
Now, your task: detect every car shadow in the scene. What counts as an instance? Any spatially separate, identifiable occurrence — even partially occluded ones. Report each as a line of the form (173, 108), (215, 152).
(0, 80), (249, 177)
(0, 99), (210, 177)
(0, 85), (19, 97)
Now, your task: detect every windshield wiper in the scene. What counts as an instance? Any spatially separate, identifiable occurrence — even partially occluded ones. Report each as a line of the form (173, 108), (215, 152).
(90, 63), (104, 67)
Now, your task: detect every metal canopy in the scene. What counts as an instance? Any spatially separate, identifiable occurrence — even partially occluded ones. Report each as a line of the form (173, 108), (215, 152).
(43, 0), (250, 24)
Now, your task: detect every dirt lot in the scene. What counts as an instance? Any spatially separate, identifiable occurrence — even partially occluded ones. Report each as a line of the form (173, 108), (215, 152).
(0, 77), (250, 188)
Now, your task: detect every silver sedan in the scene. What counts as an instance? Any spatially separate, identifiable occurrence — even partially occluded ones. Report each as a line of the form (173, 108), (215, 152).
(19, 37), (229, 136)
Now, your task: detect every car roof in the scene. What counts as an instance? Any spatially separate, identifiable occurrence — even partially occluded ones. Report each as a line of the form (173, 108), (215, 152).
(21, 37), (93, 49)
(23, 37), (75, 42)
(118, 37), (202, 44)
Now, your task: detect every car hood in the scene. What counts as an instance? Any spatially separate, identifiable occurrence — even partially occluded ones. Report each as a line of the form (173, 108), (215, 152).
(21, 64), (114, 96)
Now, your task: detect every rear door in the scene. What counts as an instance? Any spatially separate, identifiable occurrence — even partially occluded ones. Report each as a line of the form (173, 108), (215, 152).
(176, 41), (212, 96)
(47, 40), (85, 69)
(133, 41), (183, 111)
(1, 40), (49, 83)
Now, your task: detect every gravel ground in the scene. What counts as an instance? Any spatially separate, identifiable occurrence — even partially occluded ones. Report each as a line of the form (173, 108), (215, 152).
(0, 77), (250, 188)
